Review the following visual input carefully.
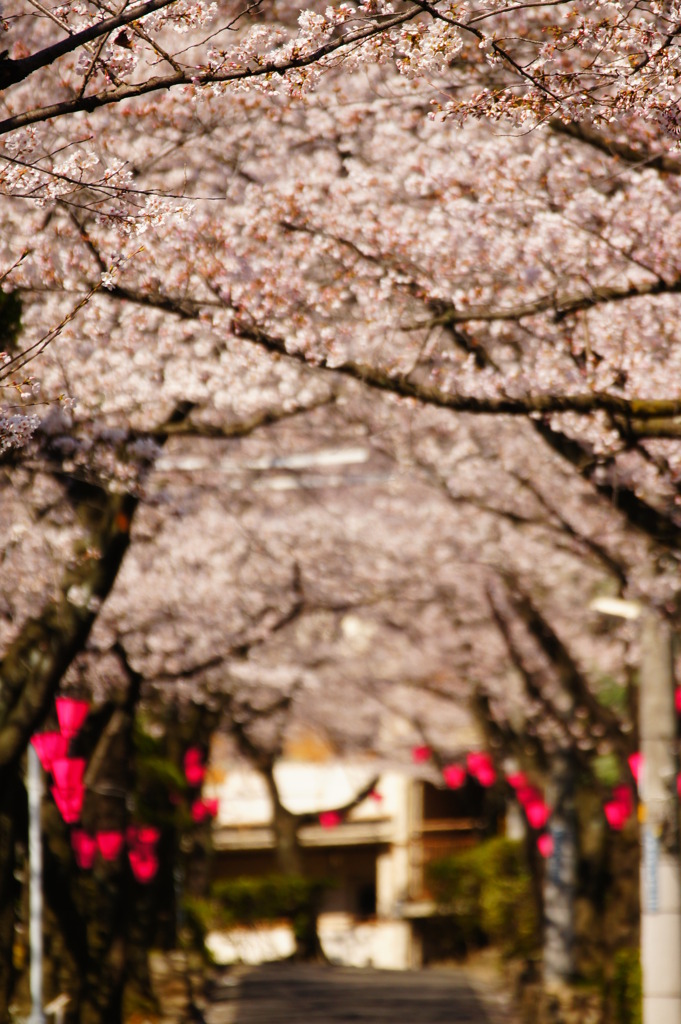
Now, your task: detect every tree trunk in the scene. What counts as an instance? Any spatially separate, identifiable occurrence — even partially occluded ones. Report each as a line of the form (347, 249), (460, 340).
(543, 748), (577, 986)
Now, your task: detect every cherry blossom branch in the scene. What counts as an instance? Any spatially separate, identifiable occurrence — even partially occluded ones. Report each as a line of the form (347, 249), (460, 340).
(232, 316), (681, 427)
(0, 6), (422, 136)
(0, 0), (179, 88)
(550, 120), (681, 176)
(404, 274), (681, 328)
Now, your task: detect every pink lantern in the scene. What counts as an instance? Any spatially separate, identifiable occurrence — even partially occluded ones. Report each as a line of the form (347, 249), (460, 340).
(191, 799), (209, 823)
(442, 764), (466, 789)
(604, 799), (629, 830)
(516, 784), (542, 808)
(183, 748), (205, 786)
(537, 833), (554, 859)
(72, 830), (97, 870)
(628, 752), (643, 784)
(677, 773), (681, 798)
(135, 826), (160, 847)
(51, 784), (84, 824)
(96, 831), (124, 861)
(467, 752), (495, 785)
(411, 745), (431, 764)
(476, 763), (496, 787)
(185, 762), (205, 787)
(55, 698), (89, 740)
(51, 757), (86, 790)
(507, 772), (529, 790)
(612, 785), (633, 818)
(31, 732), (69, 773)
(203, 798), (219, 818)
(525, 798), (551, 830)
(676, 688), (681, 714)
(319, 811), (342, 829)
(129, 847), (158, 883)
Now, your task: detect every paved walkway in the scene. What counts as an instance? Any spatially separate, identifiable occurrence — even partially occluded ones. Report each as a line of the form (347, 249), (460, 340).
(202, 962), (519, 1024)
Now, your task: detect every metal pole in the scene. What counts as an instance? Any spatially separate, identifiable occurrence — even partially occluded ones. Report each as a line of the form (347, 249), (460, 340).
(639, 612), (681, 1024)
(27, 743), (46, 1024)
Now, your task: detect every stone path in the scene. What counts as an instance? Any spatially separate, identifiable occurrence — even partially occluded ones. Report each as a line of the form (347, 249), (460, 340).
(201, 962), (519, 1024)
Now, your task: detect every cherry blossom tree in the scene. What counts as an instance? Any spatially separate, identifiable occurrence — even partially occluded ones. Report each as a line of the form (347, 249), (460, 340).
(3, 0), (681, 1016)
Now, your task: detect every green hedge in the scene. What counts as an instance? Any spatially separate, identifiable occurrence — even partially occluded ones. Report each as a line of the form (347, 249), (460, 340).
(612, 948), (642, 1024)
(426, 837), (538, 958)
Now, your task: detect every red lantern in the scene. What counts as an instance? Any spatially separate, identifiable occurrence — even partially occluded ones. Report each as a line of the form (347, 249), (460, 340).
(191, 799), (209, 823)
(516, 784), (542, 808)
(183, 748), (205, 786)
(55, 698), (89, 740)
(72, 830), (97, 869)
(96, 831), (124, 861)
(507, 772), (529, 790)
(129, 847), (158, 883)
(612, 785), (633, 818)
(51, 784), (84, 824)
(51, 757), (86, 790)
(319, 811), (342, 829)
(467, 752), (495, 785)
(31, 733), (68, 773)
(537, 833), (554, 859)
(411, 745), (431, 764)
(604, 799), (629, 830)
(135, 826), (160, 847)
(203, 798), (219, 818)
(184, 762), (205, 787)
(442, 764), (466, 789)
(525, 798), (551, 830)
(628, 752), (643, 784)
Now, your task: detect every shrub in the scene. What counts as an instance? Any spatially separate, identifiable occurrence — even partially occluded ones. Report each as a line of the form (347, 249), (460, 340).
(426, 837), (538, 958)
(612, 948), (642, 1024)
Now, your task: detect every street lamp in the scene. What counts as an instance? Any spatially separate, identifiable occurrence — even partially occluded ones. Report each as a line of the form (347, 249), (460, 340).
(591, 599), (681, 1024)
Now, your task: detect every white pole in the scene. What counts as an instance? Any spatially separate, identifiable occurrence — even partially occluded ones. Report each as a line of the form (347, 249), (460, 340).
(27, 743), (46, 1024)
(639, 612), (681, 1024)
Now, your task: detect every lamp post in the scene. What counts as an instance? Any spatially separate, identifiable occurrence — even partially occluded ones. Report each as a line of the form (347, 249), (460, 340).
(27, 743), (45, 1024)
(591, 599), (681, 1024)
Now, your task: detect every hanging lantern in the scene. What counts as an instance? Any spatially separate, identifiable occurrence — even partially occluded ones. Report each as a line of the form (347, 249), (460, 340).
(516, 784), (542, 808)
(612, 785), (633, 818)
(55, 698), (89, 740)
(525, 798), (551, 830)
(129, 847), (158, 883)
(191, 799), (210, 823)
(203, 798), (219, 818)
(51, 757), (86, 790)
(442, 764), (466, 789)
(411, 745), (431, 764)
(319, 811), (342, 829)
(467, 752), (496, 785)
(31, 732), (68, 773)
(604, 799), (629, 830)
(72, 830), (97, 870)
(96, 831), (124, 861)
(627, 752), (643, 784)
(135, 826), (161, 847)
(184, 762), (205, 787)
(51, 784), (84, 824)
(507, 772), (529, 790)
(537, 833), (554, 859)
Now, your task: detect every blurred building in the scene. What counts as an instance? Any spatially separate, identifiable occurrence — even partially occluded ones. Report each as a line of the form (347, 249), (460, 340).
(204, 758), (490, 969)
